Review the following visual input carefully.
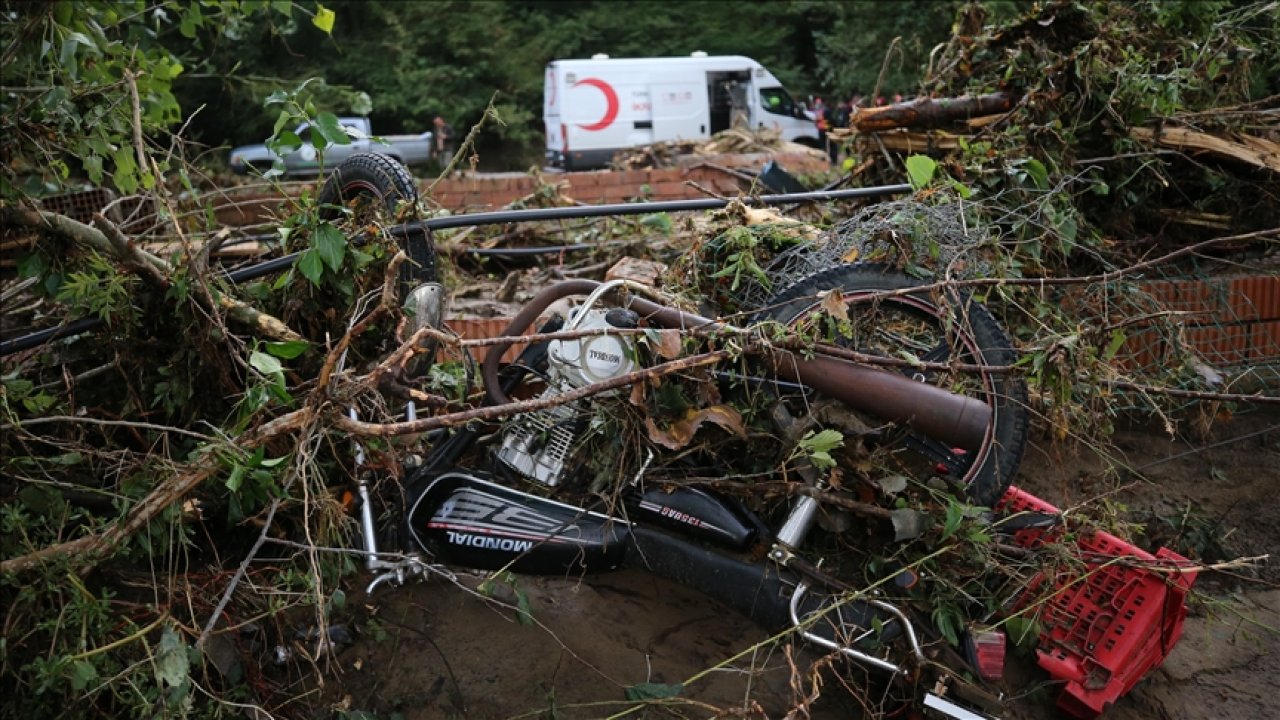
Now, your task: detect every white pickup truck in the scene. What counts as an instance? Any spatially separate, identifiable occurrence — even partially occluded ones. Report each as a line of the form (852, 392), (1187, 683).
(228, 116), (433, 175)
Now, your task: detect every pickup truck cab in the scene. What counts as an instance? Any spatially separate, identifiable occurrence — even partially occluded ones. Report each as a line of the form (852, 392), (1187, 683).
(228, 117), (433, 175)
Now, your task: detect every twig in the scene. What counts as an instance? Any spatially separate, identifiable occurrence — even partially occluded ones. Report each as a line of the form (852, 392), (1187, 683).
(92, 213), (171, 288)
(1, 207), (303, 343)
(1134, 423), (1280, 471)
(425, 91), (499, 197)
(197, 494), (286, 650)
(1099, 381), (1280, 405)
(335, 349), (735, 438)
(1110, 553), (1269, 575)
(123, 70), (148, 177)
(9, 415), (216, 441)
(65, 612), (169, 661)
(0, 405), (315, 575)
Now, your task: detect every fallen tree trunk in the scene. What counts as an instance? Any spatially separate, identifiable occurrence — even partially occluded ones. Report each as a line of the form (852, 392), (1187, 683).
(851, 92), (1015, 132)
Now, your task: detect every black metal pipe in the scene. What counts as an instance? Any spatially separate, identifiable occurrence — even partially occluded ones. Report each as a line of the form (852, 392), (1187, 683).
(395, 184), (912, 233)
(1, 184), (911, 356)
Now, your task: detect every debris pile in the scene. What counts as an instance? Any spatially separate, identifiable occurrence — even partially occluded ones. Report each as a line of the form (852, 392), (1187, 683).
(837, 1), (1278, 261)
(611, 126), (827, 170)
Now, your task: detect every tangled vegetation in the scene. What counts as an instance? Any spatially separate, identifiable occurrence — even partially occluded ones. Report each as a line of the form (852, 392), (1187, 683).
(1, 1), (1277, 719)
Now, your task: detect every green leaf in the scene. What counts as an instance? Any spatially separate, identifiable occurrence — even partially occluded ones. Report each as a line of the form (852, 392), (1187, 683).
(799, 428), (843, 455)
(514, 587), (533, 626)
(1023, 157), (1049, 190)
(70, 660), (98, 691)
(940, 500), (965, 542)
(225, 463), (246, 492)
(297, 249), (324, 284)
(112, 146), (138, 194)
(312, 4), (336, 34)
(1005, 616), (1041, 651)
(84, 154), (104, 184)
(266, 339), (309, 359)
(904, 154), (937, 190)
(313, 222), (347, 271)
(640, 212), (673, 234)
(155, 625), (189, 688)
(1103, 328), (1126, 361)
(624, 682), (684, 701)
(249, 350), (283, 376)
(948, 179), (973, 199)
(16, 252), (48, 280)
(275, 130), (302, 153)
(314, 112), (351, 146)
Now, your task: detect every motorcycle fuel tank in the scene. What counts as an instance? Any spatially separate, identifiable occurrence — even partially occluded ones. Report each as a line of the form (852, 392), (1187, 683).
(405, 471), (629, 574)
(628, 486), (759, 551)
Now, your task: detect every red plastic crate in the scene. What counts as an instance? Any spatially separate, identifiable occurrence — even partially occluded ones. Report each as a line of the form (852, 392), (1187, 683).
(996, 486), (1198, 718)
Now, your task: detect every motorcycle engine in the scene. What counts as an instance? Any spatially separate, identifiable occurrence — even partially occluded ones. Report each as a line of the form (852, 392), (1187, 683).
(495, 306), (639, 486)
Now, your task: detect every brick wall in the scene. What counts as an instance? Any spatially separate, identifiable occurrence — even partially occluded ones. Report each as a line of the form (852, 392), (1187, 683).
(1119, 275), (1280, 371)
(426, 151), (828, 211)
(205, 151), (829, 224)
(427, 164), (734, 211)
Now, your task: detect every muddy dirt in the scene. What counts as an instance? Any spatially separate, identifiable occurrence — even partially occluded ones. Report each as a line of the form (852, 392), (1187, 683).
(317, 408), (1279, 720)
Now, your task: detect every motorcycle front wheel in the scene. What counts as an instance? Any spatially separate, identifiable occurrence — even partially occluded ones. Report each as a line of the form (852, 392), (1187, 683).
(754, 263), (1027, 507)
(317, 152), (435, 290)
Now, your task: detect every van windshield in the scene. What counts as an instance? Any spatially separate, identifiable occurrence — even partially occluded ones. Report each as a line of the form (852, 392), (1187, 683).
(760, 87), (799, 117)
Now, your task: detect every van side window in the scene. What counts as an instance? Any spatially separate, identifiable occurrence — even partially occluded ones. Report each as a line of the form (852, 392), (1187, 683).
(759, 88), (797, 117)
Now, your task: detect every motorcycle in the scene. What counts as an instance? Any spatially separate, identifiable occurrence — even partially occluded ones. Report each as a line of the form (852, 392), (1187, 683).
(319, 153), (1029, 719)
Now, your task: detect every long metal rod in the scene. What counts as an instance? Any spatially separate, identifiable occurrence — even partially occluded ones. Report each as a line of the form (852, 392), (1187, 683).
(0, 184), (910, 356)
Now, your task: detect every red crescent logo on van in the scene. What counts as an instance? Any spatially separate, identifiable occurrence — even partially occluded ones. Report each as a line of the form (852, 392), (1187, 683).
(573, 77), (618, 131)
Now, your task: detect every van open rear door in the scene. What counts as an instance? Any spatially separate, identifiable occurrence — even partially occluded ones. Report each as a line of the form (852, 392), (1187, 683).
(544, 64), (563, 166)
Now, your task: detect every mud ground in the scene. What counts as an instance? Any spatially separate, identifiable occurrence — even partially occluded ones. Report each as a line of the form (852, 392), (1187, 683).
(318, 408), (1279, 720)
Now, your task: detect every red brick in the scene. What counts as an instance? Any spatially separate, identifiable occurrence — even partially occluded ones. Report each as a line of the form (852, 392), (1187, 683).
(1232, 276), (1280, 322)
(603, 184), (638, 202)
(649, 180), (688, 200)
(1249, 320), (1280, 362)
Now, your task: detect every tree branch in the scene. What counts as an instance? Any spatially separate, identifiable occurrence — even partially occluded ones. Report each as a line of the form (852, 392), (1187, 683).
(1, 206), (303, 343)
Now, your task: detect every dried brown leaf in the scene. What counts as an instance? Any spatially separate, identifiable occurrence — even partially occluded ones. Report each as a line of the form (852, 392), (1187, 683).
(645, 405), (746, 450)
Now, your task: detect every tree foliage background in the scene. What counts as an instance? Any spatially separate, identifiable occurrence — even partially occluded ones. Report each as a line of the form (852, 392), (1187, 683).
(119, 0), (1020, 171)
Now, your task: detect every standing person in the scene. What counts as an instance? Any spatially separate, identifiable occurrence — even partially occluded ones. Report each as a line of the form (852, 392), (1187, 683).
(829, 98), (852, 162)
(812, 96), (830, 163)
(432, 115), (453, 166)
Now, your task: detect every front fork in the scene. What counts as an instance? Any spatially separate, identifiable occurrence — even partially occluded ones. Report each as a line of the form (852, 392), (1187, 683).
(351, 406), (447, 594)
(352, 280), (452, 594)
(766, 407), (998, 719)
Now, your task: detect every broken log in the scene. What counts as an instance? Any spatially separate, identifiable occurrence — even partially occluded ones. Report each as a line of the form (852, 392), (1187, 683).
(851, 92), (1015, 133)
(1129, 126), (1280, 173)
(846, 130), (967, 154)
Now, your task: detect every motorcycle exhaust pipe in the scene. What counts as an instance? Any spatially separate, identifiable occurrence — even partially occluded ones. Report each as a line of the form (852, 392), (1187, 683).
(763, 350), (991, 452)
(482, 280), (992, 452)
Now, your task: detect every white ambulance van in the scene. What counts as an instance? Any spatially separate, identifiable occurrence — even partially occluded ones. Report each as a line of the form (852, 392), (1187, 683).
(544, 53), (818, 170)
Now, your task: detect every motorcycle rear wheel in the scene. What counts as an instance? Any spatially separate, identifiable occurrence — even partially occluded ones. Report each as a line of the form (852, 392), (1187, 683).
(755, 263), (1027, 507)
